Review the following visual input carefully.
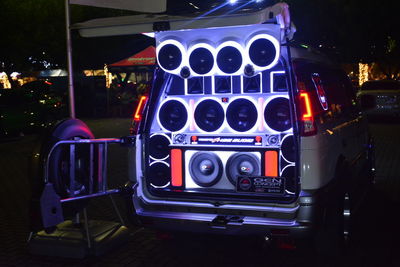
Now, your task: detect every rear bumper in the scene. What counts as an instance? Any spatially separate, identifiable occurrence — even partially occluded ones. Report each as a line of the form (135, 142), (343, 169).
(132, 193), (318, 239)
(136, 209), (312, 238)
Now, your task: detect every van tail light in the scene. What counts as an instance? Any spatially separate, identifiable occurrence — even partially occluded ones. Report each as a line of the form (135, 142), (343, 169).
(298, 91), (317, 136)
(130, 95), (148, 135)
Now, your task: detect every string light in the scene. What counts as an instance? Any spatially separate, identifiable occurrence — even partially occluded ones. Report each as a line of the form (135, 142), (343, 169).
(359, 63), (369, 86)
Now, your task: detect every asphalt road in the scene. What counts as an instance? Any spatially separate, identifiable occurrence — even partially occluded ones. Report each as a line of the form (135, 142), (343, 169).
(1, 118), (400, 267)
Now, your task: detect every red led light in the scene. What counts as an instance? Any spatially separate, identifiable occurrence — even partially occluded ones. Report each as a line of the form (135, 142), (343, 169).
(221, 97), (229, 103)
(265, 151), (278, 177)
(300, 92), (313, 119)
(133, 95), (148, 122)
(171, 149), (183, 187)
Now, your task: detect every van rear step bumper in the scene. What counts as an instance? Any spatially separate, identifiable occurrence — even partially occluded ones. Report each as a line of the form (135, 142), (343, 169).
(136, 209), (312, 238)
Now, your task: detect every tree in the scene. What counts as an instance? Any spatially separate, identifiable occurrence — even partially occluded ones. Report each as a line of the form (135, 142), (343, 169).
(284, 0), (400, 65)
(0, 0), (137, 80)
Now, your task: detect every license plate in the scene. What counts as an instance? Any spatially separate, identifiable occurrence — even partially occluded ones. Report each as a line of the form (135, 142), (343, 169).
(236, 176), (285, 195)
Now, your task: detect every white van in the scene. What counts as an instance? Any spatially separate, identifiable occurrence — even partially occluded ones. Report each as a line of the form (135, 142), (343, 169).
(35, 1), (374, 255)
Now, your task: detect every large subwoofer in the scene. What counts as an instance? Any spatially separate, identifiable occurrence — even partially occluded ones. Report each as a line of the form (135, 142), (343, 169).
(226, 153), (260, 185)
(194, 99), (225, 132)
(148, 161), (170, 188)
(226, 98), (258, 132)
(264, 97), (291, 132)
(158, 100), (188, 132)
(189, 152), (223, 187)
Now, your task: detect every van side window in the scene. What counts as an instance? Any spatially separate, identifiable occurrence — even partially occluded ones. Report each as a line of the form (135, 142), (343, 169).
(319, 68), (352, 116)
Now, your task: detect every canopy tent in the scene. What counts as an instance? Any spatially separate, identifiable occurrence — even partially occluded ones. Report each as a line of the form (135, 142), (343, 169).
(108, 46), (156, 70)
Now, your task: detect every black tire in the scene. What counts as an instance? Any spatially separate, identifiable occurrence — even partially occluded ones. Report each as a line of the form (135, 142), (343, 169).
(313, 163), (349, 265)
(41, 119), (94, 218)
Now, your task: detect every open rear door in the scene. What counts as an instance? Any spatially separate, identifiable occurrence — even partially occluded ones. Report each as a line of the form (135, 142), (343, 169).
(36, 0), (295, 230)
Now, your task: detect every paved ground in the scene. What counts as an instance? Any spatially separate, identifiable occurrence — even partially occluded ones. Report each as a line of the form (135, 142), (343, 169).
(1, 118), (400, 266)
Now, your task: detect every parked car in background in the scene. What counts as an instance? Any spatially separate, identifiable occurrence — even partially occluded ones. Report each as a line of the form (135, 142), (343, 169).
(358, 80), (400, 119)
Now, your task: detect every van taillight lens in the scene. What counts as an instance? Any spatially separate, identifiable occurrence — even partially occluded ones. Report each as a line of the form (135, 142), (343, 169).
(130, 95), (148, 135)
(299, 92), (317, 136)
(134, 96), (148, 122)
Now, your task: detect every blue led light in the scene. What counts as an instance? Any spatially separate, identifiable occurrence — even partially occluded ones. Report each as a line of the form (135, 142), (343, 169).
(229, 0), (238, 4)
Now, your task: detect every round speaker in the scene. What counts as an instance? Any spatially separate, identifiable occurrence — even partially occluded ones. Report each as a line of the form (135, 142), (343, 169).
(148, 162), (170, 188)
(264, 97), (291, 132)
(194, 99), (224, 132)
(189, 46), (214, 75)
(158, 100), (188, 132)
(226, 153), (260, 185)
(281, 165), (295, 193)
(227, 98), (258, 132)
(216, 42), (243, 74)
(157, 42), (183, 71)
(189, 152), (222, 187)
(281, 135), (295, 163)
(247, 34), (279, 70)
(149, 134), (171, 160)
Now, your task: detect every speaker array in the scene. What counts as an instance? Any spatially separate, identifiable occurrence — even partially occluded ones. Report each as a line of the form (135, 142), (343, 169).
(157, 97), (291, 134)
(157, 33), (280, 77)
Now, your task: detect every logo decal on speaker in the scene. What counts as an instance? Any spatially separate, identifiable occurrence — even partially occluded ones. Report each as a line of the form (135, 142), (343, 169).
(238, 177), (252, 191)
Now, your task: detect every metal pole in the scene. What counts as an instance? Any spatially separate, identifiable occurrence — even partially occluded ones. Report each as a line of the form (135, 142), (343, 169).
(65, 0), (76, 118)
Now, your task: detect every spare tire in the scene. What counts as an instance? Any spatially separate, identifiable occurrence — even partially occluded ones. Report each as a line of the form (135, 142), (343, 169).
(42, 119), (94, 216)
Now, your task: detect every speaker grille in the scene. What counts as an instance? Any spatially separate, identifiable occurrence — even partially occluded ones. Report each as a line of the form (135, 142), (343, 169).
(159, 100), (188, 132)
(149, 134), (171, 160)
(264, 97), (291, 132)
(248, 38), (276, 68)
(227, 98), (257, 132)
(189, 47), (214, 75)
(217, 45), (242, 74)
(158, 44), (182, 71)
(148, 162), (170, 188)
(194, 99), (225, 132)
(281, 134), (295, 163)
